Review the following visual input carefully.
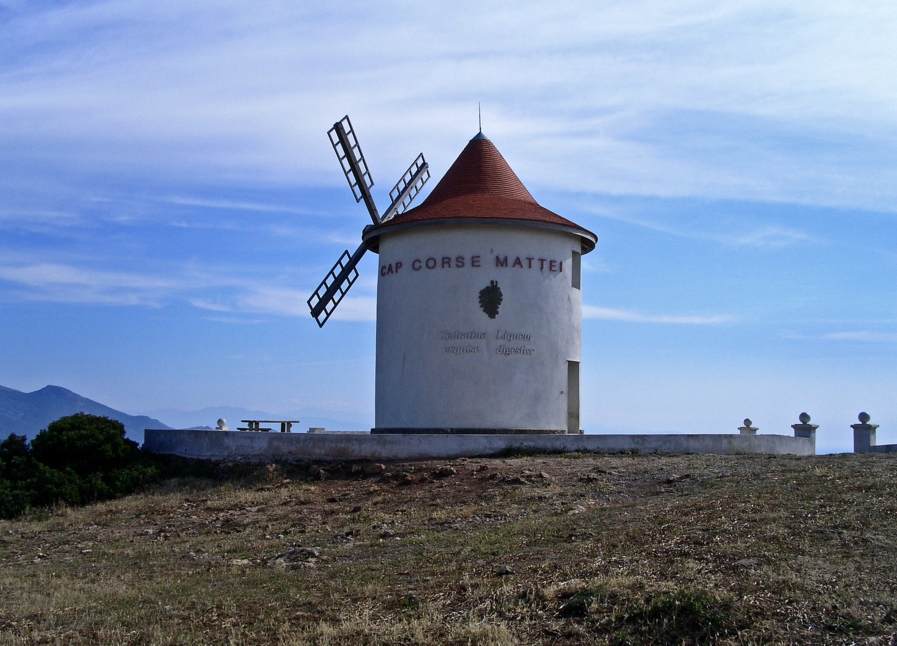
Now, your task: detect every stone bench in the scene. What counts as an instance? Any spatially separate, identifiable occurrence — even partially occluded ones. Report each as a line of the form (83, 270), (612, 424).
(238, 420), (300, 433)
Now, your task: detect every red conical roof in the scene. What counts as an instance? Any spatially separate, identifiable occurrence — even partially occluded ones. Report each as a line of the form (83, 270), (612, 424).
(364, 133), (596, 253)
(422, 132), (537, 205)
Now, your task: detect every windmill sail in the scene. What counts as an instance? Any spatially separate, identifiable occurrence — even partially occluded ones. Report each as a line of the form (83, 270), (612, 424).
(307, 243), (366, 327)
(328, 116), (380, 225)
(381, 153), (430, 223)
(309, 115), (430, 327)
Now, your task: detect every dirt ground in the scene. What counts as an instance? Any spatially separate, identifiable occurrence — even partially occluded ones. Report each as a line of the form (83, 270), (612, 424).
(1, 452), (896, 645)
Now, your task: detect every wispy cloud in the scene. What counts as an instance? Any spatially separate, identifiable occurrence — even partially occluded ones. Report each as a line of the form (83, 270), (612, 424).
(818, 330), (897, 343)
(234, 286), (376, 322)
(0, 263), (171, 290)
(583, 305), (735, 325)
(724, 226), (810, 248)
(235, 287), (308, 318)
(0, 208), (81, 224)
(189, 299), (232, 313)
(578, 203), (812, 249)
(329, 296), (377, 322)
(159, 196), (314, 216)
(822, 331), (897, 343)
(0, 262), (175, 306)
(782, 330), (897, 342)
(2, 1), (897, 210)
(0, 257), (375, 321)
(581, 256), (613, 273)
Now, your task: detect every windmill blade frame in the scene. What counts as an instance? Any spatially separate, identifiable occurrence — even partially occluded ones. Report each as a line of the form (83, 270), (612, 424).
(309, 115), (430, 327)
(328, 116), (381, 225)
(381, 153), (430, 223)
(307, 243), (366, 327)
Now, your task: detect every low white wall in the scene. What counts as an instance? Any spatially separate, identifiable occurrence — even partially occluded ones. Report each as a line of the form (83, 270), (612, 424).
(144, 429), (815, 461)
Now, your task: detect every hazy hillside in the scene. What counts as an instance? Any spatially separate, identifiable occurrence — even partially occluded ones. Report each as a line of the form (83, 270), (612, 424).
(0, 384), (171, 444)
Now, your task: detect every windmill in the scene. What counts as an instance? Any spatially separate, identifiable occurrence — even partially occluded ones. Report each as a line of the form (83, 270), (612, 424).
(307, 116), (430, 327)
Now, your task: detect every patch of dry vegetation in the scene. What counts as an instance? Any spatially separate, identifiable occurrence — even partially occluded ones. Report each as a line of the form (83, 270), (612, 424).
(1, 453), (896, 645)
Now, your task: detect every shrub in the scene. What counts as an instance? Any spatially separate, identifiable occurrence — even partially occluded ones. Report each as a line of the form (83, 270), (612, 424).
(0, 480), (29, 519)
(0, 414), (272, 519)
(0, 433), (30, 469)
(30, 413), (139, 478)
(22, 461), (84, 508)
(0, 414), (156, 518)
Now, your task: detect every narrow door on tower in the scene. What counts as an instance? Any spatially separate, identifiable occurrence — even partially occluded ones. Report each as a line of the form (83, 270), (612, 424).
(567, 360), (580, 434)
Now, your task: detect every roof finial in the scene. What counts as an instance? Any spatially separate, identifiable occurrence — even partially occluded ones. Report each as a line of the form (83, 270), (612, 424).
(471, 104), (489, 141)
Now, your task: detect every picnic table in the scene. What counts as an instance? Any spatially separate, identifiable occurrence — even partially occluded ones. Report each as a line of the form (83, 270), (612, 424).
(238, 420), (300, 433)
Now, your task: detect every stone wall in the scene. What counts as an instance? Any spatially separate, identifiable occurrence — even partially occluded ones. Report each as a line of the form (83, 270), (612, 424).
(144, 429), (815, 462)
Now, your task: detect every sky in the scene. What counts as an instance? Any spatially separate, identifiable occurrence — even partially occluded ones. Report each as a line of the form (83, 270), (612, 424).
(1, 1), (895, 453)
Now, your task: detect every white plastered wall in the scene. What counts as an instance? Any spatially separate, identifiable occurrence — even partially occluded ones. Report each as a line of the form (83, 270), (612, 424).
(374, 224), (583, 431)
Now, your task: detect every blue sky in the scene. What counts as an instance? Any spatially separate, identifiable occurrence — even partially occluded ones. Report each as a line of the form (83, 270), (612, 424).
(1, 1), (895, 452)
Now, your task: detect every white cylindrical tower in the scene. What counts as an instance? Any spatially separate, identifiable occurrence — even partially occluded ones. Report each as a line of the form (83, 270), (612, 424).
(363, 132), (596, 434)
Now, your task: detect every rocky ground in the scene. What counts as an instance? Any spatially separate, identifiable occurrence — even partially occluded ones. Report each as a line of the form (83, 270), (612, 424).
(1, 452), (896, 645)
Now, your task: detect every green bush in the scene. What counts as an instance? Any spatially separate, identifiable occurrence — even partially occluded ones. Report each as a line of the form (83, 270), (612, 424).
(0, 479), (29, 519)
(0, 414), (157, 518)
(0, 413), (272, 519)
(23, 461), (84, 508)
(0, 433), (30, 468)
(30, 413), (139, 477)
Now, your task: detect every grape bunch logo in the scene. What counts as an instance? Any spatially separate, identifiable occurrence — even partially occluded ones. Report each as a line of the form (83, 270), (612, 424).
(478, 280), (503, 319)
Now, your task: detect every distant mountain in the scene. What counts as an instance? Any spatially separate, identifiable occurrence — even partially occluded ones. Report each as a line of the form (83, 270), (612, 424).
(0, 385), (171, 445)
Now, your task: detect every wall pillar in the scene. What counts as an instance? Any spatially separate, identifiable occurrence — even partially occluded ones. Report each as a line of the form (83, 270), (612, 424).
(791, 412), (818, 450)
(738, 418), (758, 435)
(851, 412), (879, 453)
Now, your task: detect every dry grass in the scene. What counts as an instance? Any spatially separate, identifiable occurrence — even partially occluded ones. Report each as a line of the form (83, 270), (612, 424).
(1, 453), (896, 645)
